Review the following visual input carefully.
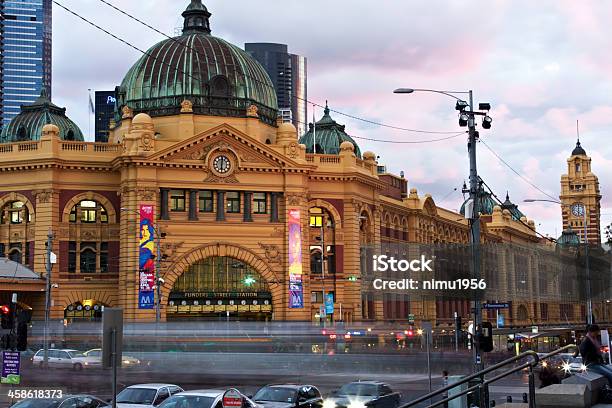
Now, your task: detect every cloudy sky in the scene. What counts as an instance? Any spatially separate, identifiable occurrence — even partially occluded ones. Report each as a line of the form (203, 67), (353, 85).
(51, 0), (612, 240)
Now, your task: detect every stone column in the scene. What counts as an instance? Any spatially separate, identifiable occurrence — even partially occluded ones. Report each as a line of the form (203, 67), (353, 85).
(160, 189), (169, 220)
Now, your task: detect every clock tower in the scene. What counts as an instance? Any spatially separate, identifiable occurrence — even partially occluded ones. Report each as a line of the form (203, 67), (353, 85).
(560, 139), (602, 244)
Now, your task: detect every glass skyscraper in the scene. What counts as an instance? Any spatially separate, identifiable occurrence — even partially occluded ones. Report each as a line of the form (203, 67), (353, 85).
(0, 0), (52, 128)
(245, 43), (307, 136)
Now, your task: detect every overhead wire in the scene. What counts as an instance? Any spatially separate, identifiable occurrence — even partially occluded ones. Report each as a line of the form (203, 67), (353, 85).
(480, 138), (558, 202)
(91, 0), (460, 135)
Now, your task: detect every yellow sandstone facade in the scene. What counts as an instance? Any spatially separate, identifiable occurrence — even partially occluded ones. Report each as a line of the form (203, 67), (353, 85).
(0, 1), (606, 330)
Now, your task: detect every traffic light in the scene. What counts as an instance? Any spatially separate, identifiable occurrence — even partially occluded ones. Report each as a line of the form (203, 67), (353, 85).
(1, 305), (13, 330)
(16, 310), (30, 351)
(478, 322), (494, 352)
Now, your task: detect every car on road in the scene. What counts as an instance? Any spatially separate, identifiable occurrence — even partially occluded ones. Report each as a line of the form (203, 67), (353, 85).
(324, 381), (401, 408)
(83, 348), (143, 367)
(10, 394), (107, 407)
(158, 389), (260, 408)
(31, 349), (101, 370)
(253, 385), (323, 408)
(103, 383), (184, 408)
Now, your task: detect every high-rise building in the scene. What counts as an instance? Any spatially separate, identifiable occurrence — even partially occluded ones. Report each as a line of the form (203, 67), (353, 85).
(0, 0), (52, 128)
(94, 90), (116, 142)
(560, 139), (602, 244)
(245, 43), (307, 136)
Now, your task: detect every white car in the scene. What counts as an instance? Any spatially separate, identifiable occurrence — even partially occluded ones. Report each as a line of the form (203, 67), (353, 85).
(31, 348), (101, 370)
(105, 384), (184, 408)
(158, 389), (260, 408)
(83, 348), (142, 367)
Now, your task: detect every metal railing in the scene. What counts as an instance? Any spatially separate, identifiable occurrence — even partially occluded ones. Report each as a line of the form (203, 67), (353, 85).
(401, 344), (577, 408)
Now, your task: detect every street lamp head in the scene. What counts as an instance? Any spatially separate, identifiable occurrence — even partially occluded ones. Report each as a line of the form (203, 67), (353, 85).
(393, 88), (415, 94)
(455, 100), (469, 111)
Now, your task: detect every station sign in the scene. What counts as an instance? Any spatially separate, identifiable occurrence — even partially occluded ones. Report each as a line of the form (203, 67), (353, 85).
(482, 303), (509, 309)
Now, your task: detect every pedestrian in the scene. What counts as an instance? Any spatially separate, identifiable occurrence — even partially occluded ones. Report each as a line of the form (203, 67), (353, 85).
(442, 370), (449, 408)
(576, 324), (612, 385)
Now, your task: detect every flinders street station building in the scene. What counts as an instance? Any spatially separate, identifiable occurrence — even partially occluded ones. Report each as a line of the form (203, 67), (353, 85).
(0, 1), (608, 330)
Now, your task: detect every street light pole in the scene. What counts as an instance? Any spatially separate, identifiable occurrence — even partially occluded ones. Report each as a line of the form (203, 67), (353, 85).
(43, 229), (53, 368)
(394, 87), (489, 373)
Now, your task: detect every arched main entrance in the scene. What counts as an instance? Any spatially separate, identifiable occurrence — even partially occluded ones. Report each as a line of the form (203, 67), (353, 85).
(167, 256), (273, 321)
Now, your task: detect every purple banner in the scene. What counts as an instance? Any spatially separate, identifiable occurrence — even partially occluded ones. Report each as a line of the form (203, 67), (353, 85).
(1, 351), (20, 384)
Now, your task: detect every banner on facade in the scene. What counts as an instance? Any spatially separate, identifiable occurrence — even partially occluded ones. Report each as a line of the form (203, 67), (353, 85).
(139, 204), (155, 309)
(288, 209), (303, 308)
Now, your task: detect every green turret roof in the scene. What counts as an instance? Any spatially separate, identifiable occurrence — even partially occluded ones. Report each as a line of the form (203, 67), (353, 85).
(298, 104), (362, 158)
(0, 88), (84, 143)
(500, 192), (526, 221)
(459, 190), (497, 217)
(116, 1), (278, 125)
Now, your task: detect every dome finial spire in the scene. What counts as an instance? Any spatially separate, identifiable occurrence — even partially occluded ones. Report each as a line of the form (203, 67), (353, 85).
(182, 0), (211, 35)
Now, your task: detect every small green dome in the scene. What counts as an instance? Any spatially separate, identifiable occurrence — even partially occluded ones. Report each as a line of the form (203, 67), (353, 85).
(557, 227), (581, 247)
(500, 192), (525, 221)
(0, 89), (84, 143)
(299, 104), (362, 158)
(116, 1), (278, 125)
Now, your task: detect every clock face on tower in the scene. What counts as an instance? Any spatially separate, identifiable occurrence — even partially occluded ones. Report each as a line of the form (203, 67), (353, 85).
(213, 155), (231, 174)
(571, 203), (585, 217)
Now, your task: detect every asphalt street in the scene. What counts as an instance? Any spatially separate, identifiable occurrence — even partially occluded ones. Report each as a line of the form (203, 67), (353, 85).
(1, 352), (531, 407)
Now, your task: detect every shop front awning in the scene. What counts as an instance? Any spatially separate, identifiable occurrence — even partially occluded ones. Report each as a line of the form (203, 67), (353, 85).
(0, 257), (45, 291)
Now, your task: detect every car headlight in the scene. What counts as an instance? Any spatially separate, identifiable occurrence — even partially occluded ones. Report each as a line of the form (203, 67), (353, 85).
(323, 400), (336, 408)
(348, 401), (366, 408)
(581, 364), (587, 372)
(123, 360), (130, 365)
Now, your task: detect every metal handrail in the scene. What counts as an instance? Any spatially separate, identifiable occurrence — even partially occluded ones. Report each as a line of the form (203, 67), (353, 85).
(401, 344), (577, 408)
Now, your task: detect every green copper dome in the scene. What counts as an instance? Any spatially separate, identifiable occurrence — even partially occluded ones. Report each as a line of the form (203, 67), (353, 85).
(0, 88), (84, 143)
(299, 104), (362, 158)
(500, 192), (525, 221)
(116, 1), (278, 125)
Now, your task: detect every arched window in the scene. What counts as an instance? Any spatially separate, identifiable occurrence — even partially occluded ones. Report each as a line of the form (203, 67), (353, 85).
(69, 200), (108, 223)
(309, 207), (336, 275)
(210, 75), (230, 97)
(517, 304), (528, 321)
(16, 126), (27, 141)
(65, 129), (75, 141)
(1, 201), (30, 224)
(80, 245), (96, 273)
(9, 249), (21, 264)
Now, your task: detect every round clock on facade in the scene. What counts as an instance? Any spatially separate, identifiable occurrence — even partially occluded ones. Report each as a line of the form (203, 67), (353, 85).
(571, 203), (585, 217)
(213, 155), (231, 174)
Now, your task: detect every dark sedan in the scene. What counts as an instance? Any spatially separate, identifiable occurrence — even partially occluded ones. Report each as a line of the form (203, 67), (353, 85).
(253, 385), (323, 408)
(11, 395), (107, 408)
(324, 382), (401, 408)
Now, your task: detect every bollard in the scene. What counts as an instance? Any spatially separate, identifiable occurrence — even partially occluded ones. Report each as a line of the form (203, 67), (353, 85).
(490, 401), (496, 407)
(506, 396), (512, 403)
(522, 393), (528, 403)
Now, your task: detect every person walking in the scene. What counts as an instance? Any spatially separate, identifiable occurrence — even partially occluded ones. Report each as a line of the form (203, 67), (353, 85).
(577, 324), (612, 385)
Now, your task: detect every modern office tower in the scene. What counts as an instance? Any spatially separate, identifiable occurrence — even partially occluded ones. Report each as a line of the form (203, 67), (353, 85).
(94, 90), (116, 142)
(0, 0), (52, 128)
(245, 43), (307, 136)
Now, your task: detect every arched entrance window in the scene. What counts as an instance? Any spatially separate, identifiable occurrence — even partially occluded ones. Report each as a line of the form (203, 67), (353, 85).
(64, 301), (105, 322)
(167, 256), (272, 321)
